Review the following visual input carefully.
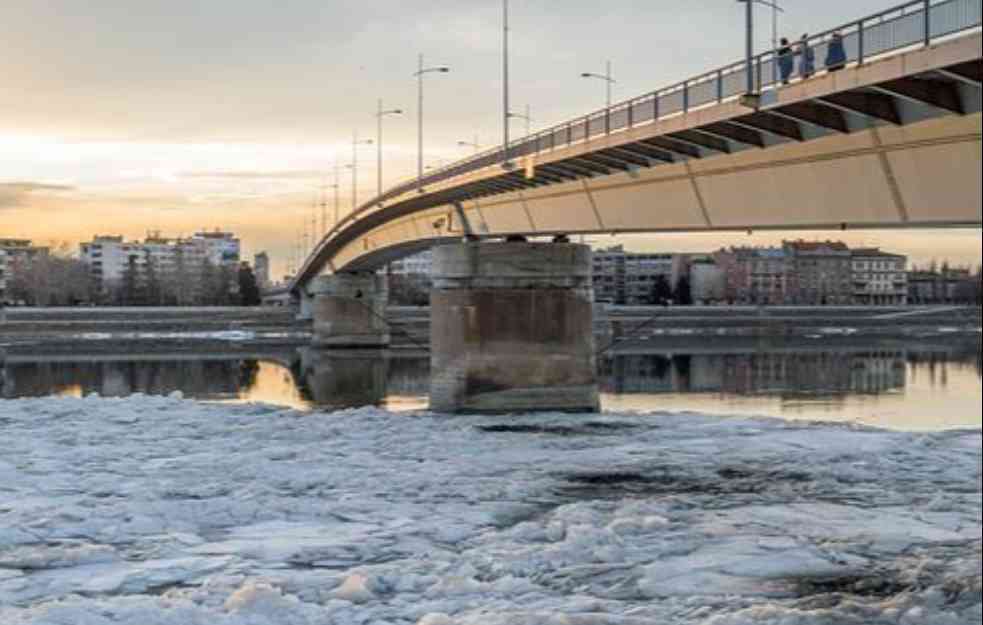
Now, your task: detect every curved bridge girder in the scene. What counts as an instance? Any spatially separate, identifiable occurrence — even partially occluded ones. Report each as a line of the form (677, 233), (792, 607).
(291, 34), (982, 295)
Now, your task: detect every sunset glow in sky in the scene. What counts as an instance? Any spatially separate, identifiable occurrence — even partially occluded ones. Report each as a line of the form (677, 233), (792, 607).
(2, 0), (980, 279)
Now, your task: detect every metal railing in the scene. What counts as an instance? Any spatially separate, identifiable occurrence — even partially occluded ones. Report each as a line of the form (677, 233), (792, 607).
(300, 0), (981, 281)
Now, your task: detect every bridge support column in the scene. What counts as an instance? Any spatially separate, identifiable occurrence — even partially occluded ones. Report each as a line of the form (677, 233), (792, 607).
(300, 348), (388, 408)
(430, 241), (599, 413)
(311, 274), (390, 347)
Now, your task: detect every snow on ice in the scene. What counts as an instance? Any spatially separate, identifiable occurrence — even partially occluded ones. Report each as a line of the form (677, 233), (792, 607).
(0, 395), (980, 624)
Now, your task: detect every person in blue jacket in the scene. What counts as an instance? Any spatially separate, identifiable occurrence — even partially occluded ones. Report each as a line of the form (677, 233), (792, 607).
(800, 34), (816, 78)
(826, 32), (847, 72)
(778, 37), (795, 84)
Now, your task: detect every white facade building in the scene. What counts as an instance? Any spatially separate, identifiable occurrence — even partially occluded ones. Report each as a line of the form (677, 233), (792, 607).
(193, 231), (241, 266)
(79, 236), (144, 285)
(851, 248), (908, 306)
(80, 231), (241, 292)
(690, 260), (727, 305)
(254, 252), (271, 289)
(388, 250), (433, 276)
(592, 246), (685, 305)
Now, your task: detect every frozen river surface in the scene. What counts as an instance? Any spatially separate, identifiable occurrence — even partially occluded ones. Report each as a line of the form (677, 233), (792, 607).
(1, 395), (980, 624)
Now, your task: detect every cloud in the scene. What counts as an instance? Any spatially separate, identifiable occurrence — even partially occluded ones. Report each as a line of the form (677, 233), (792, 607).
(179, 170), (325, 181)
(0, 181), (75, 208)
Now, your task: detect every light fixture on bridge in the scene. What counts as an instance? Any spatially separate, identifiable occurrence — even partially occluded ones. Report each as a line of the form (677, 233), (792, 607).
(457, 137), (481, 155)
(414, 55), (451, 194)
(350, 133), (374, 213)
(376, 100), (404, 204)
(580, 61), (615, 109)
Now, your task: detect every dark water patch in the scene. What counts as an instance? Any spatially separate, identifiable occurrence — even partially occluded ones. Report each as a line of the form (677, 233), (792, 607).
(557, 465), (817, 500)
(157, 488), (232, 501)
(478, 421), (641, 436)
(794, 575), (913, 600)
(143, 582), (198, 597)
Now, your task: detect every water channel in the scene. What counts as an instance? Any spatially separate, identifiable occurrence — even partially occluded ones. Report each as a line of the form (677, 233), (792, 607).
(3, 336), (979, 431)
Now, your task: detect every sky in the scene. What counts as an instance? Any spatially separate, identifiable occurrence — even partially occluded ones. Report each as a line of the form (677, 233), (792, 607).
(1, 0), (980, 279)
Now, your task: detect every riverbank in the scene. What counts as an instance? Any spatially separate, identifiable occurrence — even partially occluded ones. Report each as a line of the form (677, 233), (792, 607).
(1, 306), (979, 353)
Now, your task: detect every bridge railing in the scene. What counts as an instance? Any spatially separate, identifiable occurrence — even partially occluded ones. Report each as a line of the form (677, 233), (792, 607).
(298, 0), (981, 285)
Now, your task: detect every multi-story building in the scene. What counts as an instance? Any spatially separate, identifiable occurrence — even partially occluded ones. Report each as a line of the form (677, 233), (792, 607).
(79, 231), (242, 303)
(592, 247), (626, 304)
(0, 250), (8, 303)
(908, 267), (976, 304)
(851, 248), (908, 305)
(713, 247), (789, 305)
(193, 230), (241, 266)
(592, 246), (684, 305)
(0, 239), (49, 264)
(79, 235), (137, 284)
(689, 259), (727, 305)
(387, 250), (433, 305)
(0, 239), (49, 296)
(784, 240), (853, 305)
(389, 250), (433, 277)
(254, 252), (271, 290)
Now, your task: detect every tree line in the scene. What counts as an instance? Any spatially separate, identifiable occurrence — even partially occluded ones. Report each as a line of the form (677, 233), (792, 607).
(6, 244), (261, 307)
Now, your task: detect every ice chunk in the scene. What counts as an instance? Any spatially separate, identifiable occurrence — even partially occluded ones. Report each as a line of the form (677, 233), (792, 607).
(332, 573), (375, 604)
(418, 614), (455, 625)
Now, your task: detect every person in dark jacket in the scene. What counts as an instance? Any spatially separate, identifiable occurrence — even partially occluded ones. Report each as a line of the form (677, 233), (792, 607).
(826, 32), (847, 72)
(777, 37), (795, 84)
(800, 34), (816, 78)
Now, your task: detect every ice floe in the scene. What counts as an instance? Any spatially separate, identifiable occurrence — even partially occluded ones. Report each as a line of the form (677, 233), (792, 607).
(0, 395), (979, 624)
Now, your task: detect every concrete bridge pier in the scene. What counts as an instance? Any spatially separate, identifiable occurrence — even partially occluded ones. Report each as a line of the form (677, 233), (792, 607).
(297, 291), (314, 322)
(311, 274), (390, 347)
(299, 347), (388, 408)
(429, 241), (599, 413)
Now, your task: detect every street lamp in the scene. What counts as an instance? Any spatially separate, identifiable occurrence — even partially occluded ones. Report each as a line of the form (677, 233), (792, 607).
(351, 132), (373, 211)
(502, 0), (512, 170)
(746, 0), (785, 84)
(735, 0), (782, 95)
(580, 61), (615, 108)
(328, 161), (347, 228)
(414, 54), (450, 192)
(376, 99), (403, 202)
(318, 183), (329, 237)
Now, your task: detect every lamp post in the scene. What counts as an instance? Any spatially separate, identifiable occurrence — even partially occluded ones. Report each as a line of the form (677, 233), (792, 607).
(746, 0), (754, 93)
(376, 99), (403, 201)
(351, 131), (373, 211)
(502, 0), (512, 170)
(311, 200), (319, 252)
(330, 161), (344, 228)
(414, 55), (450, 192)
(319, 183), (328, 236)
(746, 0), (785, 85)
(580, 60), (615, 108)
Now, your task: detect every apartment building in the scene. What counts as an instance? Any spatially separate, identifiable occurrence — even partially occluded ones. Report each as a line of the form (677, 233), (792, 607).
(851, 248), (908, 305)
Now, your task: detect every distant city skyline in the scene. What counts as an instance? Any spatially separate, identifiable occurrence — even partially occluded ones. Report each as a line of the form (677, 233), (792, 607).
(2, 0), (980, 277)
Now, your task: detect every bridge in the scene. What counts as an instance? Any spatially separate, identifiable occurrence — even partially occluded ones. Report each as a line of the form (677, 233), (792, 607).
(290, 0), (982, 414)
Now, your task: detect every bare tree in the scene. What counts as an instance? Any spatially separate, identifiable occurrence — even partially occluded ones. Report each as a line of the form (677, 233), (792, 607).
(7, 241), (93, 306)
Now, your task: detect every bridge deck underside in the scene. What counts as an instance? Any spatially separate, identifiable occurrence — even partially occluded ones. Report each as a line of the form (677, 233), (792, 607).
(297, 35), (982, 284)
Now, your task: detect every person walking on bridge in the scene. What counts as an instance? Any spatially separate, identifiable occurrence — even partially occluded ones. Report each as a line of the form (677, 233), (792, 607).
(799, 34), (816, 78)
(777, 37), (795, 84)
(825, 32), (847, 72)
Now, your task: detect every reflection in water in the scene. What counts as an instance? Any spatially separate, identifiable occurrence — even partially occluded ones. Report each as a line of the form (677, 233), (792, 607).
(2, 359), (262, 400)
(1, 340), (979, 429)
(602, 351), (912, 397)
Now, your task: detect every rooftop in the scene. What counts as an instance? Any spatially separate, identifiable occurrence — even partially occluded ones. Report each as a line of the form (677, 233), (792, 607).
(852, 248), (906, 259)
